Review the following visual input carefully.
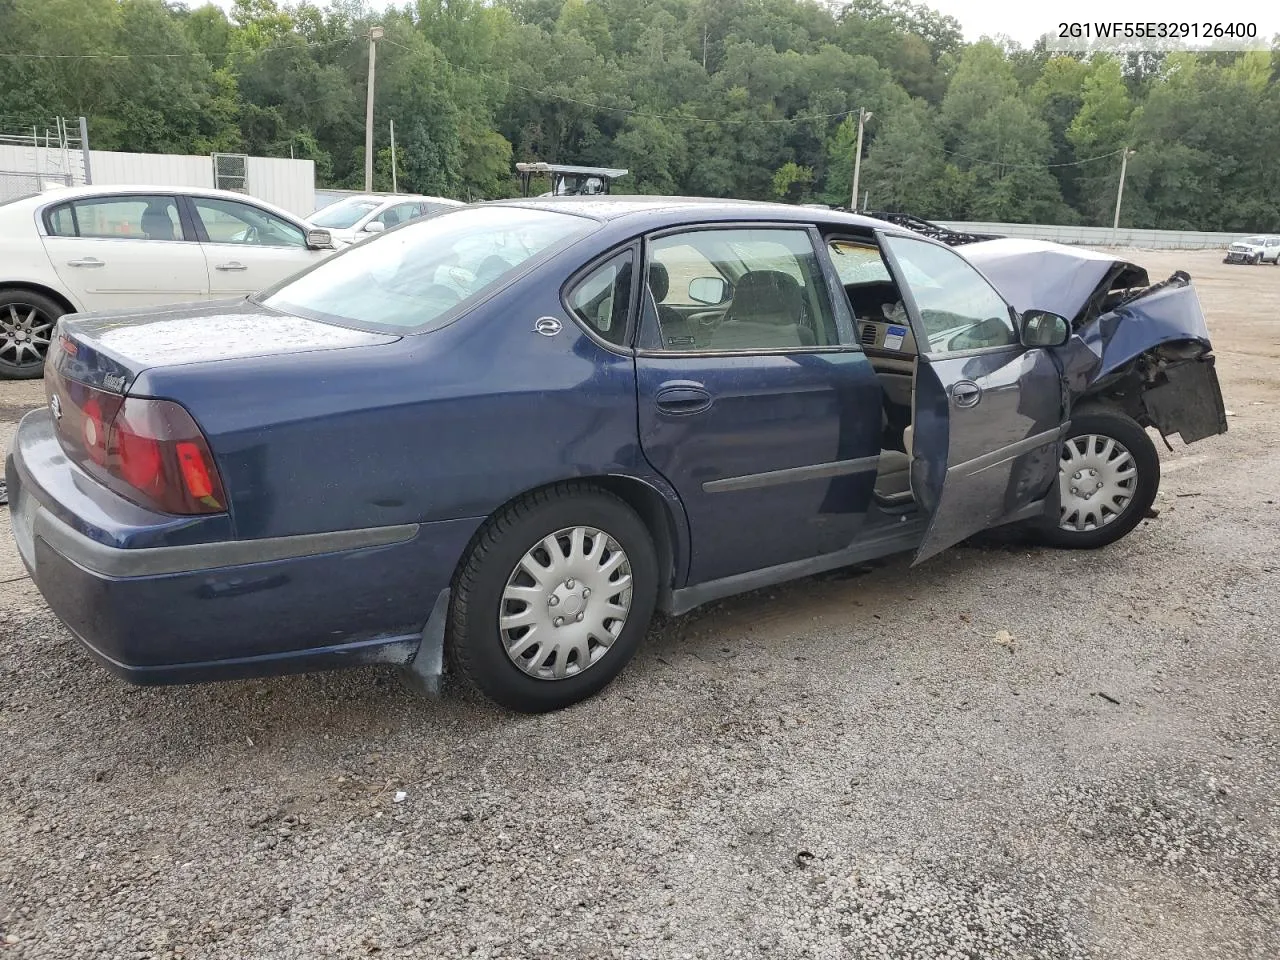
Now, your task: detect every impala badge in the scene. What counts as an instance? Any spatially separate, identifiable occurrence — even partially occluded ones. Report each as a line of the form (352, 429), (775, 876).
(534, 317), (562, 337)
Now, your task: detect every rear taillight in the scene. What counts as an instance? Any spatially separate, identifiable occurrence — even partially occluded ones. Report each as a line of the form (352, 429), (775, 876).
(46, 370), (226, 515)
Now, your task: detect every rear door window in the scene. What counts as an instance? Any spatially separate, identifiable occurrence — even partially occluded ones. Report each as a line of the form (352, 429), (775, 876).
(51, 195), (185, 241)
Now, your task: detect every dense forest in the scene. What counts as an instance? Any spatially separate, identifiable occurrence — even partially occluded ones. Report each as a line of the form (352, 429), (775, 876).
(2, 0), (1279, 229)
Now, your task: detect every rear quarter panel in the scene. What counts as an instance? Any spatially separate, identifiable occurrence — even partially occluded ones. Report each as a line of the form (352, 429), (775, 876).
(132, 260), (649, 542)
(0, 201), (82, 310)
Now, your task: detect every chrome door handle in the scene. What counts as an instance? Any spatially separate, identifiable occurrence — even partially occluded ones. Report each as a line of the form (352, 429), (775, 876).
(67, 257), (104, 268)
(951, 381), (982, 408)
(215, 261), (248, 272)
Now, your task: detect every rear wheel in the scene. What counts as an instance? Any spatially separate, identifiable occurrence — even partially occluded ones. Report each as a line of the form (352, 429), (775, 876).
(1036, 409), (1160, 550)
(448, 483), (659, 712)
(0, 289), (63, 380)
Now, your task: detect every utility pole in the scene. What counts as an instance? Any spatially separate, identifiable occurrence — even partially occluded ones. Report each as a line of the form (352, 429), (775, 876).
(364, 25), (384, 193)
(850, 107), (872, 213)
(78, 116), (91, 185)
(1112, 147), (1135, 234)
(389, 118), (398, 193)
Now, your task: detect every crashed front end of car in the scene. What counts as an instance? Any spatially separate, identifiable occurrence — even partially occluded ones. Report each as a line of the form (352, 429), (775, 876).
(960, 238), (1228, 448)
(1225, 241), (1259, 264)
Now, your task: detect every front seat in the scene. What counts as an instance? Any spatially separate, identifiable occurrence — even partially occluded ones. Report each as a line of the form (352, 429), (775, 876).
(710, 270), (813, 350)
(647, 262), (698, 348)
(140, 203), (175, 241)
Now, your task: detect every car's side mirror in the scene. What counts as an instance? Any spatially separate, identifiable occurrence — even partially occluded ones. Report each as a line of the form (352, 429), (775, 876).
(363, 221), (386, 234)
(688, 276), (728, 305)
(1021, 309), (1071, 347)
(305, 228), (334, 250)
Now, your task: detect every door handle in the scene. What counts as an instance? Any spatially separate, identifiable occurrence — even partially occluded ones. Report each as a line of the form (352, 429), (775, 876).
(66, 257), (104, 268)
(215, 261), (248, 272)
(655, 384), (713, 415)
(951, 380), (982, 408)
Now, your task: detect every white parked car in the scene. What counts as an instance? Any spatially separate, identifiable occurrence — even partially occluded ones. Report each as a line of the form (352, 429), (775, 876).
(308, 193), (465, 246)
(0, 185), (338, 379)
(1224, 235), (1280, 264)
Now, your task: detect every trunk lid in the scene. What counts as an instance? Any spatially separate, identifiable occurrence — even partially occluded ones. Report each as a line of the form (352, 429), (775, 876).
(51, 297), (398, 395)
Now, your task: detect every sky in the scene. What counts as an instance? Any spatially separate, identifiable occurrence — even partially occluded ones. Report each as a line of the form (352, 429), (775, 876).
(193, 0), (1280, 48)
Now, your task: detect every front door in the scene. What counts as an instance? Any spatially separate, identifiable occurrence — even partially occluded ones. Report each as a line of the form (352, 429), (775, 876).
(40, 193), (209, 310)
(636, 225), (884, 585)
(185, 195), (324, 299)
(879, 232), (1068, 564)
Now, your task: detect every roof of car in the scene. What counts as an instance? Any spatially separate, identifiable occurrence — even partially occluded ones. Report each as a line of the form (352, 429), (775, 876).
(493, 195), (890, 230)
(328, 193), (465, 205)
(7, 184), (308, 223)
(24, 184), (279, 202)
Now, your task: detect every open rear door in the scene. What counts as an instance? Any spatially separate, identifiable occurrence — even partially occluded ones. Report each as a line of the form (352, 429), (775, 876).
(878, 233), (1068, 564)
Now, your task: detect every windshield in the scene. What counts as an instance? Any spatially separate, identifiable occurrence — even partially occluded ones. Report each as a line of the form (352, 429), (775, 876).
(1244, 236), (1266, 245)
(264, 206), (596, 332)
(311, 197), (382, 229)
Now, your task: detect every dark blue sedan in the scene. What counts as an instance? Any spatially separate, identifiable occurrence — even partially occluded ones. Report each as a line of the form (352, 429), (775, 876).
(7, 199), (1227, 711)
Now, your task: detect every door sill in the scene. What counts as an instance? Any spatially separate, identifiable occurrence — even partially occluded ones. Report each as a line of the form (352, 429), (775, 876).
(664, 511), (926, 617)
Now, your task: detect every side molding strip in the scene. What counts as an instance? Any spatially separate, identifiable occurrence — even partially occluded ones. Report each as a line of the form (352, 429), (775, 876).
(702, 455), (881, 494)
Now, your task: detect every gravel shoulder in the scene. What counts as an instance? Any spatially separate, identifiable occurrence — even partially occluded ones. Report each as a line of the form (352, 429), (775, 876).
(1, 249), (1277, 959)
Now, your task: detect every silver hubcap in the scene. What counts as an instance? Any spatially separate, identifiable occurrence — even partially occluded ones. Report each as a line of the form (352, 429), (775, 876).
(1, 304), (54, 367)
(499, 525), (633, 680)
(1059, 433), (1138, 532)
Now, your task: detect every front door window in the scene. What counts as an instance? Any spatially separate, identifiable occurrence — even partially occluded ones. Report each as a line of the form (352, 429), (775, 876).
(882, 235), (1017, 354)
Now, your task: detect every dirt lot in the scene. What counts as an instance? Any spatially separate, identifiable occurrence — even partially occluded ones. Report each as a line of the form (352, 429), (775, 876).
(0, 249), (1277, 959)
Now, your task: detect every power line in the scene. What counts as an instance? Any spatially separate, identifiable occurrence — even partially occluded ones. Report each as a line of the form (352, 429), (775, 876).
(0, 37), (350, 60)
(943, 146), (1127, 169)
(381, 36), (855, 125)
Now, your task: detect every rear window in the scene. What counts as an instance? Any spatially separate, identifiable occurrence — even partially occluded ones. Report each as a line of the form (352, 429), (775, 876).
(263, 206), (596, 333)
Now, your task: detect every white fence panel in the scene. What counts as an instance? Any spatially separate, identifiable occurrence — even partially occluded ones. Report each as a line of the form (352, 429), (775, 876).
(0, 145), (315, 215)
(87, 150), (212, 188)
(243, 156), (315, 216)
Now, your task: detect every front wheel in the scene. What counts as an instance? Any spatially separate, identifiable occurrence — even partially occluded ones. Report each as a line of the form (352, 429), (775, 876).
(448, 483), (659, 712)
(1035, 409), (1160, 550)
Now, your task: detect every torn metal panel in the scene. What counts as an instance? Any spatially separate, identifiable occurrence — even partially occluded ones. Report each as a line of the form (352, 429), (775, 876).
(1080, 280), (1213, 382)
(1140, 356), (1229, 444)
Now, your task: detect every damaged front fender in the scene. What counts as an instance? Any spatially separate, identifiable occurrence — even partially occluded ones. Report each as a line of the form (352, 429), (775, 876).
(1062, 276), (1227, 445)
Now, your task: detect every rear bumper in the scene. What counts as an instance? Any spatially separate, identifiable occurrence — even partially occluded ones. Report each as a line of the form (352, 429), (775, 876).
(7, 422), (480, 685)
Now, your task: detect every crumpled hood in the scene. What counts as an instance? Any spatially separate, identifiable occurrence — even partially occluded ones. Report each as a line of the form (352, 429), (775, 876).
(959, 238), (1143, 322)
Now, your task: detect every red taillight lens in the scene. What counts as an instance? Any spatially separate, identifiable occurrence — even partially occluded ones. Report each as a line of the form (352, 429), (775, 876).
(46, 369), (226, 516)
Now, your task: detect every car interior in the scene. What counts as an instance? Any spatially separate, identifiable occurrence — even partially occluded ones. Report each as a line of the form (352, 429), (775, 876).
(822, 237), (920, 506)
(641, 231), (923, 508)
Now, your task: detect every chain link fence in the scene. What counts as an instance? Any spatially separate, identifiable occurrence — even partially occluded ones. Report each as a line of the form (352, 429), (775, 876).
(212, 153), (248, 193)
(0, 171), (72, 205)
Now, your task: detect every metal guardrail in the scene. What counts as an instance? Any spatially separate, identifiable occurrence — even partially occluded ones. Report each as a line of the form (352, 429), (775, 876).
(934, 220), (1266, 250)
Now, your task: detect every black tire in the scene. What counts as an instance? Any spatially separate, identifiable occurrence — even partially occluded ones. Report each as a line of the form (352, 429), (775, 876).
(1035, 408), (1160, 550)
(448, 482), (659, 712)
(1251, 254), (1261, 265)
(0, 288), (64, 380)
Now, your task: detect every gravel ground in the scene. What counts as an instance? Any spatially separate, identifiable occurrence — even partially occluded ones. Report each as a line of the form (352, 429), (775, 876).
(1, 249), (1278, 959)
